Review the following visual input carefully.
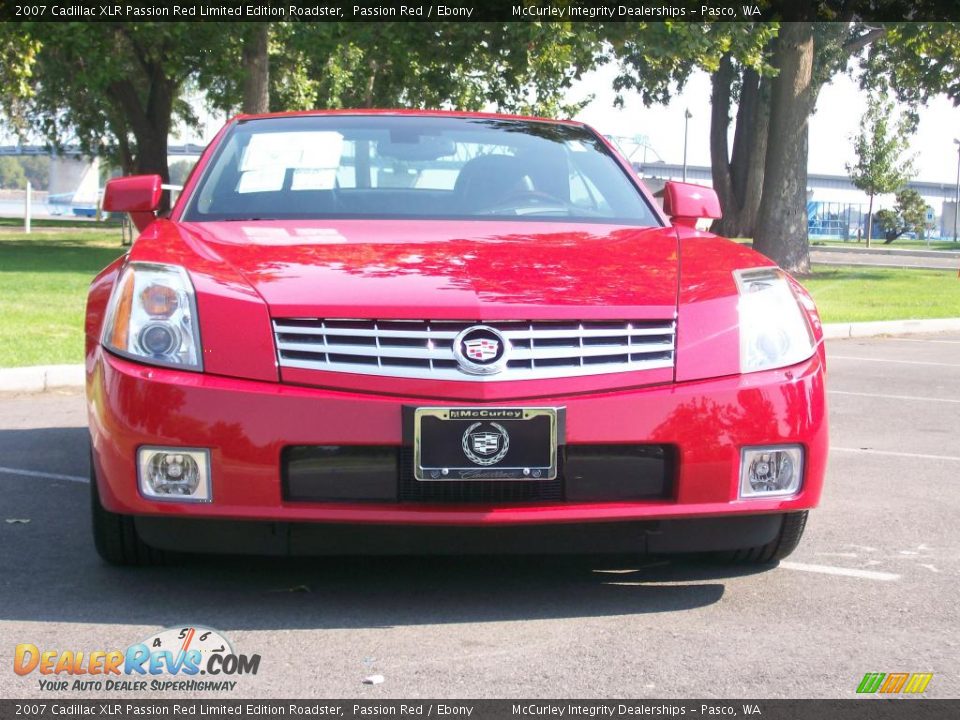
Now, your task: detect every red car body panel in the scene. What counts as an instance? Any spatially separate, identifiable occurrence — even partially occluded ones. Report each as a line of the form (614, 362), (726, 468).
(88, 350), (826, 524)
(86, 109), (827, 553)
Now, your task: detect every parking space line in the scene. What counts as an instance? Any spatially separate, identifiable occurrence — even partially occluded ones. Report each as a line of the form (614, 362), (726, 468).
(0, 466), (88, 483)
(779, 561), (900, 582)
(828, 390), (960, 404)
(883, 338), (960, 345)
(832, 447), (960, 462)
(830, 356), (960, 368)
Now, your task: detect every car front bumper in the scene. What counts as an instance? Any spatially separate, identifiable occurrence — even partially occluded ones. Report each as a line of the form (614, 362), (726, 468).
(88, 346), (827, 535)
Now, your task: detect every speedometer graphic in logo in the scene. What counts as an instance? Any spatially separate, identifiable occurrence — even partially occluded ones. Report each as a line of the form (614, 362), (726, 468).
(141, 625), (233, 668)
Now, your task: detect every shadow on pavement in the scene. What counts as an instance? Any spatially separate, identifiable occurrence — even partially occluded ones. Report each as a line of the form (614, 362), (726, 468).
(1, 426), (773, 631)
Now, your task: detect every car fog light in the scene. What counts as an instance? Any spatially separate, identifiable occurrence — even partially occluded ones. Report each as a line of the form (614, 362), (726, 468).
(740, 445), (803, 498)
(137, 447), (211, 502)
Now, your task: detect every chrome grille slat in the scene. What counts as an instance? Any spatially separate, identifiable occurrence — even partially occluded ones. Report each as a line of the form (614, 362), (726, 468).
(502, 326), (672, 339)
(278, 342), (451, 361)
(273, 318), (676, 381)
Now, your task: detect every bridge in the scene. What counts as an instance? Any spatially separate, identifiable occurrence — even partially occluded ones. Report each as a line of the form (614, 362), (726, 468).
(636, 162), (958, 205)
(0, 144), (207, 157)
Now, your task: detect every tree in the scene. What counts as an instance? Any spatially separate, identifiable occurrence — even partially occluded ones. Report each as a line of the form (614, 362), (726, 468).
(603, 11), (960, 273)
(846, 94), (915, 248)
(0, 156), (27, 189)
(3, 22), (603, 216)
(18, 155), (49, 190)
(241, 25), (270, 114)
(875, 189), (930, 243)
(605, 22), (776, 239)
(0, 22), (233, 210)
(606, 20), (891, 272)
(861, 23), (960, 107)
(199, 23), (602, 117)
(750, 20), (896, 272)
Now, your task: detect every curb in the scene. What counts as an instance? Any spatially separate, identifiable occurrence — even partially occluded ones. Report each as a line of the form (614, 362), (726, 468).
(0, 364), (85, 394)
(812, 245), (960, 259)
(3, 317), (960, 393)
(821, 317), (960, 339)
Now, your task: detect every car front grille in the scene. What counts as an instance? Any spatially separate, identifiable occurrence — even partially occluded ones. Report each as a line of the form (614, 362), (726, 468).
(282, 445), (674, 505)
(273, 318), (676, 381)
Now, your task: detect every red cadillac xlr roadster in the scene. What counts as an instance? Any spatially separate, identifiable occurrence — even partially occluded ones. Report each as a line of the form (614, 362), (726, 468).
(87, 111), (827, 565)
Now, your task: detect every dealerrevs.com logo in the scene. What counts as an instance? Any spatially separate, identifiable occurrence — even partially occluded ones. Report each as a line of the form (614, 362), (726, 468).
(14, 626), (260, 693)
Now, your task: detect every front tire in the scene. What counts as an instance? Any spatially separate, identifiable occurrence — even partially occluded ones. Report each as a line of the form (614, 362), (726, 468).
(90, 455), (166, 566)
(718, 511), (808, 563)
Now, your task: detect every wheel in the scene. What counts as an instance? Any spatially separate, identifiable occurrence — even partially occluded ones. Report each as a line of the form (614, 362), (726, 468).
(90, 453), (166, 566)
(717, 511), (808, 563)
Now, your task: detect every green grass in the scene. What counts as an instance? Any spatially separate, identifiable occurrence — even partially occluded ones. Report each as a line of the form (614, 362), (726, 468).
(0, 230), (126, 367)
(1, 233), (959, 367)
(802, 265), (960, 323)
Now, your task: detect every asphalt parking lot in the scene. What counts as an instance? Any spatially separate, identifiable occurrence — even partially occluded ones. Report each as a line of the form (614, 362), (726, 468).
(0, 333), (957, 700)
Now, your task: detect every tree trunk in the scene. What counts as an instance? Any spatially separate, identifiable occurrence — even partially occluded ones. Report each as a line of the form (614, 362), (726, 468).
(709, 55), (736, 233)
(754, 22), (816, 275)
(108, 73), (175, 211)
(865, 193), (875, 249)
(242, 25), (270, 114)
(363, 59), (379, 108)
(709, 58), (770, 239)
(729, 68), (769, 238)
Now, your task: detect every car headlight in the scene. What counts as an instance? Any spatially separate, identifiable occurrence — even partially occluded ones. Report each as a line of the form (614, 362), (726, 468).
(734, 267), (815, 374)
(102, 262), (202, 371)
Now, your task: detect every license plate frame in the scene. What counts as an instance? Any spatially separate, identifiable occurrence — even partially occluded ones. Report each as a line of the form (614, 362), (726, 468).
(413, 407), (559, 481)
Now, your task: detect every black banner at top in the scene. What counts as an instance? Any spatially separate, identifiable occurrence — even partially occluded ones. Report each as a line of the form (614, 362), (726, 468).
(1, 0), (958, 23)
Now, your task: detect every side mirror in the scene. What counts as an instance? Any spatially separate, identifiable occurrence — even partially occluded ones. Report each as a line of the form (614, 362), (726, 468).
(103, 174), (162, 212)
(662, 181), (722, 228)
(103, 175), (163, 231)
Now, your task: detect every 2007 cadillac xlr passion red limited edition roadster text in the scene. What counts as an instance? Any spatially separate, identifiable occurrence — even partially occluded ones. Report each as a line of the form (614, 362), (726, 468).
(87, 111), (827, 565)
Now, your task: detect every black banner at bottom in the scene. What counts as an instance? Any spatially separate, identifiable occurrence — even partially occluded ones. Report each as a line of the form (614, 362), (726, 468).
(1, 700), (957, 720)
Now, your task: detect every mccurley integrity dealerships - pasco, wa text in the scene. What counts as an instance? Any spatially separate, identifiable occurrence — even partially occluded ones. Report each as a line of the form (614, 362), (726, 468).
(512, 4), (762, 18)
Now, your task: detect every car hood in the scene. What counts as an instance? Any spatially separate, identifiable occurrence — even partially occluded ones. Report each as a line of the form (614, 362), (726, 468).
(181, 220), (679, 320)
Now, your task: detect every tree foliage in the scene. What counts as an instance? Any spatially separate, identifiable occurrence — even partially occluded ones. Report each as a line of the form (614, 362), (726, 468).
(199, 23), (602, 118)
(861, 23), (960, 108)
(607, 21), (776, 106)
(2, 21), (602, 206)
(0, 155), (49, 190)
(0, 156), (27, 189)
(0, 21), (230, 212)
(605, 22), (778, 240)
(603, 16), (958, 272)
(875, 189), (930, 244)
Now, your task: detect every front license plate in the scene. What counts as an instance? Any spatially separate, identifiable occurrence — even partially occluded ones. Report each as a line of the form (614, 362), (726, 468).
(414, 407), (558, 481)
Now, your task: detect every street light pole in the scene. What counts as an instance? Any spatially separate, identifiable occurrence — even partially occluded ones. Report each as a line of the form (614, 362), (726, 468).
(682, 109), (692, 182)
(953, 139), (959, 242)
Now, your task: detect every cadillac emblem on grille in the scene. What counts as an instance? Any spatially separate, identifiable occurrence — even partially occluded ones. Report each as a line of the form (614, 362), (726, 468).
(461, 422), (510, 466)
(464, 338), (499, 361)
(453, 325), (509, 375)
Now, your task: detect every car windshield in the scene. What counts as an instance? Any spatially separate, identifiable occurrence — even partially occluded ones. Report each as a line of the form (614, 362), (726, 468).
(182, 115), (660, 226)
